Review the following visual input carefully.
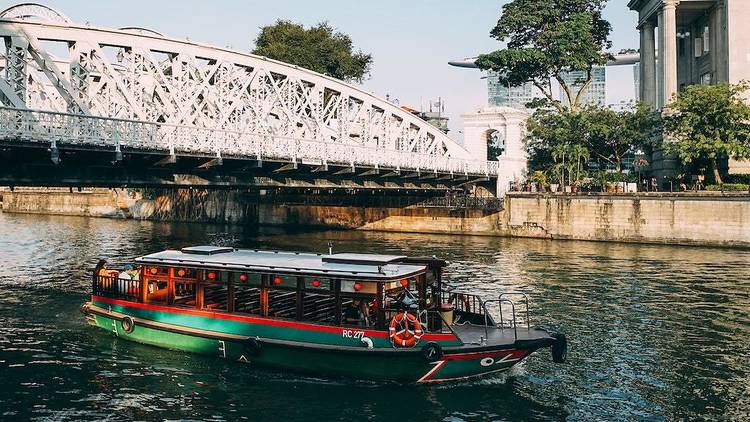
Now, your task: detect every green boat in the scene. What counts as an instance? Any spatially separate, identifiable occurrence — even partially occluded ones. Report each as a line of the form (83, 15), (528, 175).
(81, 246), (567, 383)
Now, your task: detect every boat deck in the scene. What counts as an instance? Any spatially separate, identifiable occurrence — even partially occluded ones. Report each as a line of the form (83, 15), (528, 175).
(451, 323), (554, 347)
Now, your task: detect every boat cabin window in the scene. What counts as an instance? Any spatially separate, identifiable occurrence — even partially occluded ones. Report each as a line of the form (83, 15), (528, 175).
(339, 280), (378, 328)
(171, 267), (197, 307)
(301, 277), (335, 324)
(232, 272), (262, 315)
(144, 266), (169, 304)
(202, 270), (229, 311)
(268, 275), (298, 319)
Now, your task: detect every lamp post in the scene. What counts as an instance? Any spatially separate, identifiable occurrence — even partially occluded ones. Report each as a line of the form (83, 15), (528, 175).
(633, 149), (648, 193)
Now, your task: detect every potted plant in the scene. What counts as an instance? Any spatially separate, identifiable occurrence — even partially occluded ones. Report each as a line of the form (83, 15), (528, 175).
(530, 170), (548, 192)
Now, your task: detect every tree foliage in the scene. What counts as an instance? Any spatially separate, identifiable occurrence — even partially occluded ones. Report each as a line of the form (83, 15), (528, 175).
(584, 103), (662, 172)
(525, 103), (661, 181)
(475, 0), (612, 112)
(252, 20), (373, 83)
(662, 83), (750, 184)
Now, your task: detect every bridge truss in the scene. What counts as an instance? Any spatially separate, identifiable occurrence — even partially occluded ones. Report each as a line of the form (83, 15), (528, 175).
(0, 4), (497, 182)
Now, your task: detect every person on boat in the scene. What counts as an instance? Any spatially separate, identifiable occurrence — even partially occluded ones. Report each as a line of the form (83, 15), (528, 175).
(93, 259), (111, 289)
(94, 259), (108, 279)
(344, 300), (372, 327)
(344, 300), (361, 325)
(118, 264), (140, 281)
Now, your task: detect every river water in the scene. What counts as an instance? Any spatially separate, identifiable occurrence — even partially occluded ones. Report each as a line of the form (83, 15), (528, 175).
(0, 211), (748, 421)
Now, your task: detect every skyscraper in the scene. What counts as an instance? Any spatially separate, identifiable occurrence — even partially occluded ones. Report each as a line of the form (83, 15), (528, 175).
(486, 70), (535, 109)
(558, 66), (606, 107)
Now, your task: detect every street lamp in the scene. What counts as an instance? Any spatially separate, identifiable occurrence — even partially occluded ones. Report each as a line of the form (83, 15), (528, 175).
(633, 149), (649, 192)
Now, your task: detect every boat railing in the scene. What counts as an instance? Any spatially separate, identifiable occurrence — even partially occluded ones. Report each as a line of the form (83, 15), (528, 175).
(442, 290), (486, 317)
(417, 308), (461, 337)
(383, 306), (458, 336)
(481, 292), (531, 342)
(93, 272), (140, 302)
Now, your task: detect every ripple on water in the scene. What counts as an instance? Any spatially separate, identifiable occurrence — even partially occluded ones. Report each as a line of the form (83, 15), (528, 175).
(0, 212), (749, 421)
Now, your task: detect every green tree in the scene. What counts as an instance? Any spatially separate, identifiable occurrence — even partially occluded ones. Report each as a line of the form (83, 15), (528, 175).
(475, 0), (612, 112)
(662, 83), (750, 184)
(252, 20), (373, 83)
(584, 103), (661, 172)
(525, 107), (587, 173)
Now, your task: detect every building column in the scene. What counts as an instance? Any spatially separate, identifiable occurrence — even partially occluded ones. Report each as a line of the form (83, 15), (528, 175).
(660, 0), (679, 107)
(640, 22), (657, 106)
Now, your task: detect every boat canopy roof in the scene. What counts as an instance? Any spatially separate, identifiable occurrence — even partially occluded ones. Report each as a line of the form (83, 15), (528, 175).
(134, 246), (428, 280)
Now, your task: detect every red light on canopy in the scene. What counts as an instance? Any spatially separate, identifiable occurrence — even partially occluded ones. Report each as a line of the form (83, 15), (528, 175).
(353, 282), (362, 291)
(312, 279), (321, 288)
(177, 269), (186, 277)
(150, 267), (158, 275)
(273, 276), (282, 285)
(207, 271), (216, 280)
(239, 273), (248, 282)
(400, 279), (409, 287)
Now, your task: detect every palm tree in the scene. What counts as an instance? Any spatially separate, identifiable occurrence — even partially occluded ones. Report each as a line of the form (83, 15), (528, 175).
(552, 144), (569, 186)
(569, 144), (590, 184)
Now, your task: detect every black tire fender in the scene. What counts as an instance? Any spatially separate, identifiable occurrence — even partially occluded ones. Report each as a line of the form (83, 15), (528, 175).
(551, 333), (567, 363)
(121, 316), (135, 334)
(244, 337), (262, 356)
(421, 341), (443, 362)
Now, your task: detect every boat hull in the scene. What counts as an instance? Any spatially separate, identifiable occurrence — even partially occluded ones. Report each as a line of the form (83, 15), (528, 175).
(82, 299), (540, 383)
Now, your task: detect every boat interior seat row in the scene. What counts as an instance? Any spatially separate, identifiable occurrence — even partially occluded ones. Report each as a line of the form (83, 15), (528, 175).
(164, 286), (348, 325)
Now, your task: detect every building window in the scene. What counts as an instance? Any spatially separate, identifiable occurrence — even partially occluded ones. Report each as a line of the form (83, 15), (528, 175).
(694, 38), (704, 58)
(703, 26), (710, 54)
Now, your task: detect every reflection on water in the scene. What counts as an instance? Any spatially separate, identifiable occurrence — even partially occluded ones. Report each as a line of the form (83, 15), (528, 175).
(0, 211), (749, 421)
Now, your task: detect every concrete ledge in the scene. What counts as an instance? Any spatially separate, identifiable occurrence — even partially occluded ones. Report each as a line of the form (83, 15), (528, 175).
(2, 189), (749, 248)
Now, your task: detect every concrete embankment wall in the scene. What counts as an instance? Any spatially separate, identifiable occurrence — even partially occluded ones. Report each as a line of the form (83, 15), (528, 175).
(503, 194), (750, 248)
(257, 204), (506, 234)
(2, 189), (749, 248)
(0, 189), (256, 223)
(1, 189), (131, 218)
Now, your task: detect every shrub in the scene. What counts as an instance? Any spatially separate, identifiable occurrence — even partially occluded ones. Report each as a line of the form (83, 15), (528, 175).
(725, 174), (750, 184)
(705, 183), (749, 191)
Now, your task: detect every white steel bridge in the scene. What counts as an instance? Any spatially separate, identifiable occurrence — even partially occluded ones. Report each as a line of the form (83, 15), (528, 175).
(0, 4), (497, 190)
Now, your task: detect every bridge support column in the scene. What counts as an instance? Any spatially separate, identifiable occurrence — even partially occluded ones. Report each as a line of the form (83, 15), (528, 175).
(462, 107), (529, 197)
(68, 42), (92, 110)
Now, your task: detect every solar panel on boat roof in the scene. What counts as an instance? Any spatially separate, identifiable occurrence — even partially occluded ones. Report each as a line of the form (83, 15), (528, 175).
(181, 245), (234, 255)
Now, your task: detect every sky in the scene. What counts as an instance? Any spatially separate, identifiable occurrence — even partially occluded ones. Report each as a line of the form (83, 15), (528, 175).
(1, 0), (641, 141)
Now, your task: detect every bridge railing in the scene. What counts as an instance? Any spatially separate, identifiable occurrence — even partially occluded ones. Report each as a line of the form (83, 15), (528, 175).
(0, 106), (499, 176)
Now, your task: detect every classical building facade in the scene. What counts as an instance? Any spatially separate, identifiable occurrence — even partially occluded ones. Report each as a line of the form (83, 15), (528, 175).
(629, 0), (750, 174)
(630, 0), (750, 107)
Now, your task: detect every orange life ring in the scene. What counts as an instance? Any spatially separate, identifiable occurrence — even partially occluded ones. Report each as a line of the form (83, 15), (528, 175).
(389, 312), (423, 347)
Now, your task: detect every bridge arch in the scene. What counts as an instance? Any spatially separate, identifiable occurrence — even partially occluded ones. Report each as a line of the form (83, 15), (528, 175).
(0, 3), (71, 23)
(0, 3), (497, 177)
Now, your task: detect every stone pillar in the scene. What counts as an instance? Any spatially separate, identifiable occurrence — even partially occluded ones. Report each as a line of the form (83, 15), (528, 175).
(640, 22), (657, 106)
(660, 0), (679, 106)
(496, 115), (528, 196)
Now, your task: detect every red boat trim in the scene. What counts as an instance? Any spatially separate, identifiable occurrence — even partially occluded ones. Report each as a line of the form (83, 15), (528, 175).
(417, 349), (530, 383)
(417, 360), (447, 382)
(92, 296), (458, 342)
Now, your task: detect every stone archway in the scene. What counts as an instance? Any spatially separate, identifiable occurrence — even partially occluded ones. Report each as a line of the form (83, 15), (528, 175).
(462, 107), (530, 195)
(485, 128), (505, 160)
